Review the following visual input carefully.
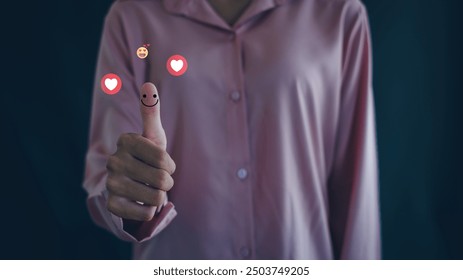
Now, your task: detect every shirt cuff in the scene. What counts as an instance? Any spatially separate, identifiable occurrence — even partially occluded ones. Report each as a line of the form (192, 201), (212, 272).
(119, 202), (177, 242)
(87, 192), (177, 243)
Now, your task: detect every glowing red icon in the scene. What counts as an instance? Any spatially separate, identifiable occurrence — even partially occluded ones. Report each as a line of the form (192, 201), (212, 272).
(101, 73), (122, 95)
(166, 55), (188, 76)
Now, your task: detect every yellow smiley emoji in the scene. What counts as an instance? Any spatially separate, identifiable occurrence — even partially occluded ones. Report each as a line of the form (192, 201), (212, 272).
(136, 47), (148, 59)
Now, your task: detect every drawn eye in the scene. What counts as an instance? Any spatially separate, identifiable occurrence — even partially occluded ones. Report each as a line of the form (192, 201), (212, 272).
(153, 94), (157, 98)
(143, 94), (146, 98)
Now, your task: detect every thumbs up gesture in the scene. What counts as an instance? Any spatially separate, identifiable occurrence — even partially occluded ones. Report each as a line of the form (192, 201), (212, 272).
(106, 83), (176, 221)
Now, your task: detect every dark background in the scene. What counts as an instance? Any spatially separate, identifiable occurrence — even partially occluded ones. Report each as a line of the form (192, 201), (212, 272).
(1, 0), (462, 259)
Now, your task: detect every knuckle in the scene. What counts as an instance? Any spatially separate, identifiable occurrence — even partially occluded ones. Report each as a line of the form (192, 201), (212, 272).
(157, 191), (166, 206)
(157, 172), (171, 190)
(106, 176), (117, 192)
(106, 155), (115, 171)
(116, 134), (127, 148)
(170, 177), (174, 189)
(150, 190), (165, 206)
(106, 177), (127, 197)
(158, 150), (169, 166)
(164, 176), (174, 191)
(106, 155), (120, 172)
(132, 137), (145, 152)
(170, 159), (177, 174)
(139, 208), (155, 222)
(106, 195), (119, 214)
(117, 133), (135, 149)
(145, 191), (158, 206)
(108, 197), (133, 220)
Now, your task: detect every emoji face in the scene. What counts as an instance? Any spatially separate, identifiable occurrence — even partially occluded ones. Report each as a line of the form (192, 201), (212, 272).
(136, 47), (148, 59)
(141, 92), (158, 107)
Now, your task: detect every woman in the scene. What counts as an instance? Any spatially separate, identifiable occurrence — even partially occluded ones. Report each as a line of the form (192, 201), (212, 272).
(84, 0), (381, 259)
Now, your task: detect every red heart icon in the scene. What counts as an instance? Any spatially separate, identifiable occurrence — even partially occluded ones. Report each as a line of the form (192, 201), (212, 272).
(166, 55), (188, 76)
(101, 73), (122, 95)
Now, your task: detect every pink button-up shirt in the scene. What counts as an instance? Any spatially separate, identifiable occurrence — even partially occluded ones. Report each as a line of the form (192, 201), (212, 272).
(84, 0), (381, 259)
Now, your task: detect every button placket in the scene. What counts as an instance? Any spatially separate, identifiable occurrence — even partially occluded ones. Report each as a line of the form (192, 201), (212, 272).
(237, 168), (248, 180)
(226, 32), (255, 259)
(230, 90), (241, 102)
(240, 246), (251, 258)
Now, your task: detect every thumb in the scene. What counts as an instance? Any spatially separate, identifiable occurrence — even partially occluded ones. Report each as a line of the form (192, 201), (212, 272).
(139, 82), (167, 150)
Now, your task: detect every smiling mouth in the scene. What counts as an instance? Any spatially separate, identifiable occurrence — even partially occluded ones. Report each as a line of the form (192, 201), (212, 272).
(141, 99), (159, 107)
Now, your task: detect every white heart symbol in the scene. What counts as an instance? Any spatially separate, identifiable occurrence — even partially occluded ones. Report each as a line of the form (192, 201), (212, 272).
(105, 78), (118, 90)
(170, 60), (183, 72)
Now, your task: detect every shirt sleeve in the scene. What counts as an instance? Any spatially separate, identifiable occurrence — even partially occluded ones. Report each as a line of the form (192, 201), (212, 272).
(327, 3), (381, 259)
(83, 2), (177, 243)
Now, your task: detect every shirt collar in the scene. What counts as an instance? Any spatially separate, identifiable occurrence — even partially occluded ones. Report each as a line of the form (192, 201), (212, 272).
(163, 0), (291, 31)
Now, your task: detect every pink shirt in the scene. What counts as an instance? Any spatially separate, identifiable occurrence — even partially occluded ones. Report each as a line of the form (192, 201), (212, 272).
(84, 0), (381, 259)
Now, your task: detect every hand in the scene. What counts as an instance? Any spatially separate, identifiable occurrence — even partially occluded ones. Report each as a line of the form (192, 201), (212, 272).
(105, 83), (176, 221)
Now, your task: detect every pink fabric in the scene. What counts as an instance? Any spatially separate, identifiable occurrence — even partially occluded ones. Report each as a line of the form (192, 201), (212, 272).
(84, 0), (381, 259)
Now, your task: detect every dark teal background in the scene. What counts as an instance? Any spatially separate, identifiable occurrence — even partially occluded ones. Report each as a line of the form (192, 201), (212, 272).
(1, 0), (462, 259)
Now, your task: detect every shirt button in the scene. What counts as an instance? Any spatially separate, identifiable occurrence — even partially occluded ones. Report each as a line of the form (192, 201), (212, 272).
(237, 168), (248, 180)
(230, 90), (241, 102)
(240, 247), (250, 258)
